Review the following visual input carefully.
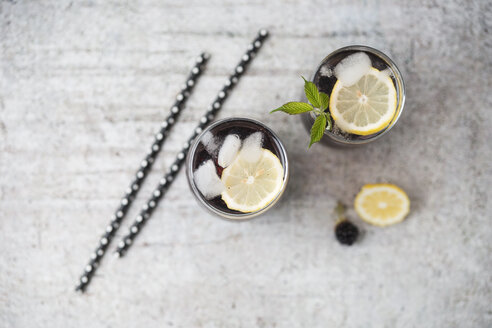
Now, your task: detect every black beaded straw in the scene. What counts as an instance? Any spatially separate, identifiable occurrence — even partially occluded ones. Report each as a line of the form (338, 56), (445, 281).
(115, 29), (270, 258)
(75, 53), (210, 292)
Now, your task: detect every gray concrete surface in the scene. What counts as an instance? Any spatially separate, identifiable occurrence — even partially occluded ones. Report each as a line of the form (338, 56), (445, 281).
(1, 0), (491, 327)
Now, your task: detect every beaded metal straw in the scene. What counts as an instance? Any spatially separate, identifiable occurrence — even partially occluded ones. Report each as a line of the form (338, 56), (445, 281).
(75, 53), (210, 292)
(115, 29), (269, 257)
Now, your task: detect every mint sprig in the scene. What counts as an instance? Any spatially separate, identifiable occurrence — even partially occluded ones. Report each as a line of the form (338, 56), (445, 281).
(270, 77), (332, 148)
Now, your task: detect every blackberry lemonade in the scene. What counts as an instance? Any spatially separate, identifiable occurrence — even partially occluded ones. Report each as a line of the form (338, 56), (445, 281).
(186, 118), (289, 220)
(304, 45), (405, 146)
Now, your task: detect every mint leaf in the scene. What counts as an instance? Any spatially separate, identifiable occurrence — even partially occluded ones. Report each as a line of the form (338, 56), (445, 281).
(335, 201), (346, 220)
(302, 76), (321, 108)
(270, 102), (313, 115)
(319, 91), (329, 110)
(309, 114), (326, 148)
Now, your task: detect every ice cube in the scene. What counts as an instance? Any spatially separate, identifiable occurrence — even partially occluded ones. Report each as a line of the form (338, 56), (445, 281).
(193, 160), (224, 200)
(201, 131), (220, 155)
(320, 65), (333, 77)
(218, 134), (241, 168)
(240, 132), (263, 163)
(334, 52), (371, 87)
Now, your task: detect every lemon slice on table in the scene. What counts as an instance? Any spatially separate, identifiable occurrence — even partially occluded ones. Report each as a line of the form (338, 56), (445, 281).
(354, 184), (410, 227)
(330, 67), (397, 135)
(221, 149), (284, 213)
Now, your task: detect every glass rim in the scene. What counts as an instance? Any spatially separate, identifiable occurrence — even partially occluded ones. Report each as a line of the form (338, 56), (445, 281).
(311, 44), (406, 145)
(186, 117), (290, 221)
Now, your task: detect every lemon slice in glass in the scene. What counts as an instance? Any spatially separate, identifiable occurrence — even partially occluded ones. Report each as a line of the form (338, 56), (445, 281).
(354, 184), (410, 226)
(221, 148), (284, 213)
(329, 67), (397, 135)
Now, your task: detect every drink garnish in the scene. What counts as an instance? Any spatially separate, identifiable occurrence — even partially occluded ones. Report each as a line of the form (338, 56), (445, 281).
(221, 148), (284, 213)
(270, 77), (332, 148)
(329, 67), (397, 135)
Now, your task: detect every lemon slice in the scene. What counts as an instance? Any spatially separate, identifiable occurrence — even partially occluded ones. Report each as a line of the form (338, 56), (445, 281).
(354, 184), (410, 226)
(329, 67), (397, 135)
(221, 148), (284, 213)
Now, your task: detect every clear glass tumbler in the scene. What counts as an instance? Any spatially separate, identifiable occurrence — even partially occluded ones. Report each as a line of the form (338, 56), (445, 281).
(302, 45), (406, 147)
(186, 117), (289, 220)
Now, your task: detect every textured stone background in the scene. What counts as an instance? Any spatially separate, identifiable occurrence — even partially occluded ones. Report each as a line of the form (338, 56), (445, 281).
(1, 0), (491, 327)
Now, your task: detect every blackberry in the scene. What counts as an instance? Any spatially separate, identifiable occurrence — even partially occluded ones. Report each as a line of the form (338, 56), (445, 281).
(335, 220), (359, 246)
